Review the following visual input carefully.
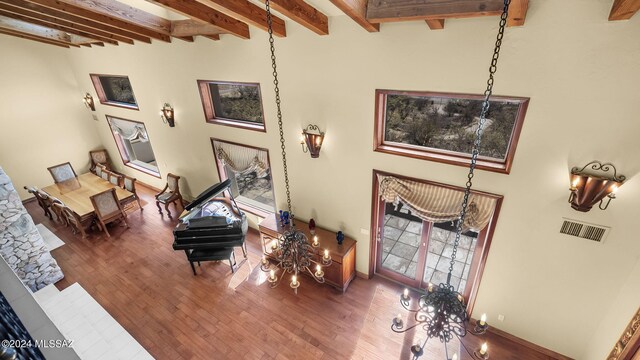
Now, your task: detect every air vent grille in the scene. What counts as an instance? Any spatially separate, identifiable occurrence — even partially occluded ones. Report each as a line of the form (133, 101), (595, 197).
(560, 218), (610, 242)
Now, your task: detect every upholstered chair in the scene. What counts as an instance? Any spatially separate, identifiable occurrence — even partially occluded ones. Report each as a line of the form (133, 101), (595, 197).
(155, 173), (183, 217)
(89, 149), (110, 174)
(24, 186), (53, 220)
(47, 162), (77, 183)
(90, 188), (129, 238)
(109, 172), (122, 187)
(101, 169), (110, 181)
(55, 203), (90, 238)
(121, 175), (142, 211)
(95, 164), (105, 178)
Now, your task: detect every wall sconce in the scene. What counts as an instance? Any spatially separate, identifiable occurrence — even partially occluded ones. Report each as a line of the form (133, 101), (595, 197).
(300, 124), (324, 158)
(160, 103), (175, 127)
(568, 160), (625, 212)
(83, 93), (95, 111)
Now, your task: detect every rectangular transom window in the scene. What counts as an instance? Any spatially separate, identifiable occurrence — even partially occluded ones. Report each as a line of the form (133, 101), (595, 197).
(198, 80), (265, 132)
(106, 116), (160, 177)
(211, 138), (275, 216)
(90, 74), (138, 110)
(374, 89), (529, 174)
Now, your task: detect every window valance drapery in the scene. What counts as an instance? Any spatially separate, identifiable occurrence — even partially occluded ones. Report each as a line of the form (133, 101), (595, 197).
(110, 123), (149, 142)
(378, 175), (496, 232)
(213, 141), (269, 178)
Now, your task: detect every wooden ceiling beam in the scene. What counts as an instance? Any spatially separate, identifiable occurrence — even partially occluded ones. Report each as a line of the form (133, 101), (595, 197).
(203, 34), (220, 41)
(57, 0), (171, 34)
(256, 0), (327, 35)
(507, 0), (528, 26)
(196, 0), (286, 37)
(0, 27), (69, 46)
(0, 14), (73, 41)
(0, 9), (118, 45)
(366, 0), (504, 23)
(170, 19), (223, 37)
(425, 18), (445, 29)
(0, 25), (79, 46)
(175, 35), (193, 42)
(0, 0), (149, 43)
(21, 0), (170, 41)
(609, 0), (640, 20)
(328, 0), (379, 32)
(145, 0), (250, 39)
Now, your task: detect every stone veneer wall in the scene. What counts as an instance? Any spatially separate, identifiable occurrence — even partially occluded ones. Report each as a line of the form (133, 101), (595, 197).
(0, 166), (63, 291)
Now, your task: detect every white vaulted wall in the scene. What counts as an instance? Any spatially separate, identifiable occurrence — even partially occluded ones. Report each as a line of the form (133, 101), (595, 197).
(0, 0), (638, 358)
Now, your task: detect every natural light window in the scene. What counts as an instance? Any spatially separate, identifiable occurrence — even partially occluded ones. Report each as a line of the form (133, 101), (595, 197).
(211, 138), (275, 216)
(90, 74), (139, 110)
(106, 116), (160, 177)
(197, 80), (265, 131)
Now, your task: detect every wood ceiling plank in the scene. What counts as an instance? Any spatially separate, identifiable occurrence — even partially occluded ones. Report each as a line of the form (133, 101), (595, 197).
(145, 0), (250, 39)
(0, 0), (149, 43)
(0, 9), (118, 45)
(425, 18), (445, 29)
(609, 0), (640, 20)
(0, 26), (78, 46)
(366, 0), (504, 23)
(507, 0), (528, 26)
(0, 2), (132, 43)
(22, 0), (170, 41)
(0, 14), (70, 41)
(203, 34), (220, 40)
(175, 35), (193, 42)
(0, 27), (69, 46)
(256, 0), (327, 35)
(196, 0), (286, 37)
(329, 0), (379, 32)
(170, 19), (223, 37)
(57, 0), (171, 34)
(92, 41), (103, 46)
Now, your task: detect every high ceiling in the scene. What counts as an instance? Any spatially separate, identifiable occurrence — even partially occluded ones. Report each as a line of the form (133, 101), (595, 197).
(0, 0), (636, 48)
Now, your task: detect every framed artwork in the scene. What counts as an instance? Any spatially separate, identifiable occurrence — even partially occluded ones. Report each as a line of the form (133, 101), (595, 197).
(197, 80), (266, 132)
(374, 89), (530, 174)
(90, 74), (138, 110)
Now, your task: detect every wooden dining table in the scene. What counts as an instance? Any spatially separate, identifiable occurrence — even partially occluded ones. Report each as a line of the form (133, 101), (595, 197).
(42, 172), (134, 221)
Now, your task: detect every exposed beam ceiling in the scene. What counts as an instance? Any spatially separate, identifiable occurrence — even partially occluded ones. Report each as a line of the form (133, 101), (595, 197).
(257, 0), (328, 35)
(0, 26), (69, 46)
(145, 0), (251, 39)
(170, 19), (223, 37)
(366, 0), (504, 23)
(0, 0), (151, 43)
(329, 0), (380, 32)
(0, 14), (91, 43)
(56, 0), (171, 34)
(196, 0), (286, 37)
(21, 0), (171, 42)
(609, 0), (640, 20)
(425, 18), (444, 29)
(0, 9), (119, 44)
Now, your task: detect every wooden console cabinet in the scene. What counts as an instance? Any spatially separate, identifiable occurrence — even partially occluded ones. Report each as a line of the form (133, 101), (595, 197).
(258, 215), (356, 293)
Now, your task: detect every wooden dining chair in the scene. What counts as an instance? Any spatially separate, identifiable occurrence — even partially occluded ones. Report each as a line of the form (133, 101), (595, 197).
(54, 203), (90, 238)
(47, 162), (77, 183)
(121, 175), (142, 211)
(155, 173), (183, 217)
(101, 169), (110, 181)
(109, 172), (122, 187)
(95, 164), (105, 178)
(89, 149), (110, 174)
(24, 186), (53, 220)
(90, 188), (128, 238)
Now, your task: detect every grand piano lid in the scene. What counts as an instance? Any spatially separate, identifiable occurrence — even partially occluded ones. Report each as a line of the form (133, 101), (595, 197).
(185, 179), (232, 211)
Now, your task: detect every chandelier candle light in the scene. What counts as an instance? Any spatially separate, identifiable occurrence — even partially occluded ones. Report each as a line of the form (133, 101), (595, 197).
(391, 0), (512, 359)
(259, 0), (332, 294)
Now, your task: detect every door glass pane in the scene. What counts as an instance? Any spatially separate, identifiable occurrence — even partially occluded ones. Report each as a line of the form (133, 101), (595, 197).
(423, 222), (478, 293)
(381, 202), (423, 278)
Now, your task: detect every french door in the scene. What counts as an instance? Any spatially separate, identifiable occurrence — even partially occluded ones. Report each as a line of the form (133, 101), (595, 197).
(371, 170), (501, 313)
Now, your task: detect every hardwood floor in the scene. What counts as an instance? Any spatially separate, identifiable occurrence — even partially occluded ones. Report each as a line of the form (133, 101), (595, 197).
(24, 184), (563, 360)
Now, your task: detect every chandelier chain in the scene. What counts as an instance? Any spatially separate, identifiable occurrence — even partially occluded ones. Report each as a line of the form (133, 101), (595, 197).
(448, 0), (511, 277)
(266, 0), (292, 214)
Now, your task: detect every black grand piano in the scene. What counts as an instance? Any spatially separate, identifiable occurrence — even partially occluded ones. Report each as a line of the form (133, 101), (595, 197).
(173, 179), (248, 275)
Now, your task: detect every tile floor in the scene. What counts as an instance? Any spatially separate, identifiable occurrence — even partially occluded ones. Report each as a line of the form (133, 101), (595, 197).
(381, 213), (477, 293)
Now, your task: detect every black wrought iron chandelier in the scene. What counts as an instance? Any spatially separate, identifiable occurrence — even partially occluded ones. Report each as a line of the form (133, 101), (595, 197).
(259, 0), (332, 294)
(391, 1), (512, 359)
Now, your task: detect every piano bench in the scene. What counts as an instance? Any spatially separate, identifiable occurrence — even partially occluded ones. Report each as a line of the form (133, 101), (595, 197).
(186, 248), (237, 275)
